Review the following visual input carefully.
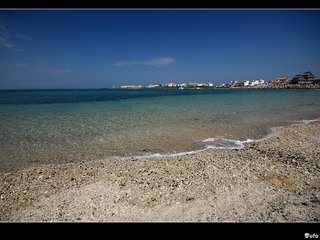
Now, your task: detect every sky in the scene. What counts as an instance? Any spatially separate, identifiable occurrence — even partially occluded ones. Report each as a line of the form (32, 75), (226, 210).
(0, 9), (320, 89)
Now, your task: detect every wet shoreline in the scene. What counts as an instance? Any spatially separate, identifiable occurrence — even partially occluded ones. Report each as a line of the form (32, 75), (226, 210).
(1, 119), (319, 221)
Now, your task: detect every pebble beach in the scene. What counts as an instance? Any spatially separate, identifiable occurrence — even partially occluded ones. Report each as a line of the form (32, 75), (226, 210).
(0, 119), (319, 222)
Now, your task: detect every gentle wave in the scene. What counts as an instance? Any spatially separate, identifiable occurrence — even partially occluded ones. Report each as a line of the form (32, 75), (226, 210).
(105, 118), (318, 161)
(201, 137), (254, 149)
(252, 118), (318, 143)
(109, 149), (208, 161)
(290, 119), (318, 124)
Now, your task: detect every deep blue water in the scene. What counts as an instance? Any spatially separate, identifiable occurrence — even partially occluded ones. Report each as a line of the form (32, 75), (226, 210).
(0, 88), (248, 105)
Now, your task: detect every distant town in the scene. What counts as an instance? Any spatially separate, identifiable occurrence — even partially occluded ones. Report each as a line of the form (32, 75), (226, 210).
(112, 71), (320, 90)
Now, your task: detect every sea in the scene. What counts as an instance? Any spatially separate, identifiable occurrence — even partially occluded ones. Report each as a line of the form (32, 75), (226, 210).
(0, 88), (319, 172)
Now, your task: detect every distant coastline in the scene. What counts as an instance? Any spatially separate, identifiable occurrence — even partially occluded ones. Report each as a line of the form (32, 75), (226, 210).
(110, 71), (320, 90)
(107, 84), (320, 90)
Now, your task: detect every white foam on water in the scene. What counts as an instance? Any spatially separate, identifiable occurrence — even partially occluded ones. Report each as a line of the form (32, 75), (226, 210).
(201, 137), (254, 149)
(108, 149), (208, 161)
(104, 118), (318, 161)
(255, 118), (318, 142)
(290, 119), (318, 125)
(106, 138), (253, 161)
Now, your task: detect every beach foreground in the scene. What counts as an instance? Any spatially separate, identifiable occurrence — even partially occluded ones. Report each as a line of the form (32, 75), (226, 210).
(1, 120), (319, 222)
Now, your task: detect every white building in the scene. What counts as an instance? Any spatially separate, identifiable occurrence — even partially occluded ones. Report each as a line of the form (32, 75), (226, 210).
(165, 83), (176, 87)
(147, 84), (159, 88)
(120, 85), (142, 89)
(250, 79), (265, 87)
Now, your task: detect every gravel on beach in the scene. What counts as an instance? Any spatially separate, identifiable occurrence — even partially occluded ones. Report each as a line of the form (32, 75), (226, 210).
(0, 120), (319, 222)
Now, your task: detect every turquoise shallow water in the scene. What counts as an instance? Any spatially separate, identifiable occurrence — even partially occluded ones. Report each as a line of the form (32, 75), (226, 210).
(0, 88), (319, 172)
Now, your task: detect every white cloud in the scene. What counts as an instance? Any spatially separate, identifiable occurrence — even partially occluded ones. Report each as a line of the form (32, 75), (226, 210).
(0, 16), (17, 50)
(0, 15), (31, 50)
(112, 57), (175, 67)
(0, 59), (71, 74)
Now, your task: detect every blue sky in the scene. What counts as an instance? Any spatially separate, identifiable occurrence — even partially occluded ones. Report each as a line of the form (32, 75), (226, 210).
(0, 10), (319, 89)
